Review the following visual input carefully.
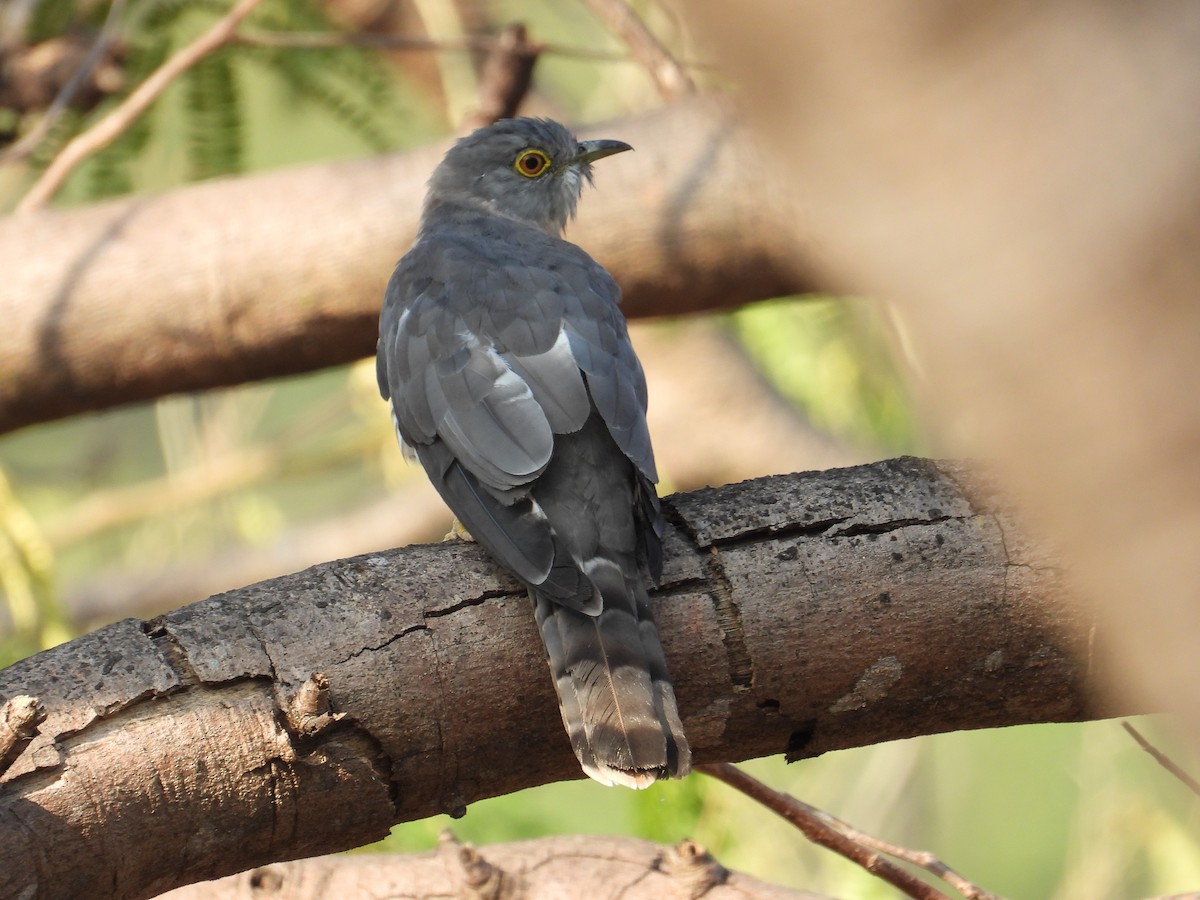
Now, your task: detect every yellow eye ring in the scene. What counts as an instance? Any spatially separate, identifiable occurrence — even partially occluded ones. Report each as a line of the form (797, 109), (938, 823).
(514, 149), (551, 178)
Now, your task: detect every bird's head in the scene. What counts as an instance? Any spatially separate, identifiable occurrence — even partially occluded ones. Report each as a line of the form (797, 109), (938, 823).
(425, 117), (632, 236)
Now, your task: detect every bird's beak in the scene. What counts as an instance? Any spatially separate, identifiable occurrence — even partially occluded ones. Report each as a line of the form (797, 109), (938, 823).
(575, 139), (633, 164)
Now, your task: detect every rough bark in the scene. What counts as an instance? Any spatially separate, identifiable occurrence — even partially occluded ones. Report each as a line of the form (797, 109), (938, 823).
(157, 834), (825, 900)
(0, 100), (807, 435)
(0, 458), (1107, 900)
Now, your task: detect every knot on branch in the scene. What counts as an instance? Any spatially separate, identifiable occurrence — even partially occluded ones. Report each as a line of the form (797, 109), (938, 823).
(661, 838), (728, 898)
(439, 831), (510, 899)
(0, 693), (46, 777)
(246, 866), (285, 891)
(283, 673), (344, 737)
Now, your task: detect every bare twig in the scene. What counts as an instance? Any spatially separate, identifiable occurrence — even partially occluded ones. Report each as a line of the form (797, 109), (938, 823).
(1122, 721), (1200, 797)
(0, 694), (45, 778)
(810, 806), (1003, 900)
(234, 28), (708, 66)
(699, 763), (1002, 900)
(459, 23), (538, 134)
(0, 0), (127, 165)
(580, 0), (695, 99)
(0, 0), (36, 49)
(15, 0), (265, 214)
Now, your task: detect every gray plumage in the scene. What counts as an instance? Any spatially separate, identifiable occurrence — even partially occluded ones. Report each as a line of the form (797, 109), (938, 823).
(376, 118), (689, 788)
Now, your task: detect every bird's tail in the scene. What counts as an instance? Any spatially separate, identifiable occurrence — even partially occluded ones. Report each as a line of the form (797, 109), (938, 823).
(533, 570), (690, 789)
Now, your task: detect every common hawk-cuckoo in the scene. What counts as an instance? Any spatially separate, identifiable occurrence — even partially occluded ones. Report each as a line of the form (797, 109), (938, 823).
(376, 117), (689, 788)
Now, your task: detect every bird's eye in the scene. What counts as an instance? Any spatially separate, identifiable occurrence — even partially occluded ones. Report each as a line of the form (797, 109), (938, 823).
(514, 149), (551, 178)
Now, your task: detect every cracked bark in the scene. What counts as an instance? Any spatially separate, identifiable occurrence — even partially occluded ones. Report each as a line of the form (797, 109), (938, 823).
(0, 458), (1108, 900)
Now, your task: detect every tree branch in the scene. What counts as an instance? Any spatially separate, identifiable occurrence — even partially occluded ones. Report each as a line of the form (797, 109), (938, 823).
(0, 100), (810, 436)
(234, 28), (708, 66)
(1121, 721), (1200, 798)
(0, 0), (128, 165)
(0, 458), (1108, 900)
(699, 763), (998, 900)
(156, 833), (826, 900)
(15, 0), (265, 214)
(681, 0), (1200, 748)
(458, 22), (538, 134)
(581, 0), (696, 99)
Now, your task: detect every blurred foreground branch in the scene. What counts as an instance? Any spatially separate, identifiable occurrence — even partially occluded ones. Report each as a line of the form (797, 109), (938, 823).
(157, 833), (823, 900)
(0, 100), (808, 436)
(0, 458), (1107, 900)
(683, 0), (1200, 746)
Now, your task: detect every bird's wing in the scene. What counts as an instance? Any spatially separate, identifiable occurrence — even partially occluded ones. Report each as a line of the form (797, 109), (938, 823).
(379, 233), (656, 480)
(550, 243), (658, 484)
(377, 234), (588, 592)
(379, 239), (575, 483)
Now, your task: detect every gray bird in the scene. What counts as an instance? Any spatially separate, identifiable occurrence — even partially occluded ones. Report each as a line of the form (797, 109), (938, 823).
(376, 117), (690, 788)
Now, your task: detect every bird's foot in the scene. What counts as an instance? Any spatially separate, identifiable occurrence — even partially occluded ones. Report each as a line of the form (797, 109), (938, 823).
(442, 518), (475, 543)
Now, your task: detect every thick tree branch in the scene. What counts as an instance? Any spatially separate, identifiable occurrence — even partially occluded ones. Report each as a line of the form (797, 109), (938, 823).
(0, 458), (1108, 900)
(0, 100), (809, 436)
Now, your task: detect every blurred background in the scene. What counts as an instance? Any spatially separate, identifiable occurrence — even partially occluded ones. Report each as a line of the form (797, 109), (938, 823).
(1, 1), (1197, 896)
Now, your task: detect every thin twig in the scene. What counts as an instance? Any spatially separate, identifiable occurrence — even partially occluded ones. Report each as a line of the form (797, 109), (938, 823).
(0, 0), (127, 165)
(1122, 721), (1200, 797)
(15, 0), (265, 214)
(458, 22), (538, 134)
(234, 28), (709, 67)
(580, 0), (695, 100)
(699, 763), (1002, 900)
(809, 804), (1003, 900)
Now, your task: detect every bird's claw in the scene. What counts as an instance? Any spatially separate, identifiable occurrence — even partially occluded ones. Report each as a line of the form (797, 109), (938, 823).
(443, 518), (475, 543)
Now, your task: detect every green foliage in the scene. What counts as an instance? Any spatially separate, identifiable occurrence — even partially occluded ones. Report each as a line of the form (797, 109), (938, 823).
(732, 296), (920, 454)
(240, 44), (396, 155)
(85, 107), (153, 199)
(242, 1), (401, 154)
(10, 0), (409, 204)
(374, 775), (708, 855)
(185, 53), (244, 180)
(25, 0), (84, 43)
(0, 468), (67, 666)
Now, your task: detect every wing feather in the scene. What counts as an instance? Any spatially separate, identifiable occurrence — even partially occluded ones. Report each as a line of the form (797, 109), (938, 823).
(378, 221), (658, 540)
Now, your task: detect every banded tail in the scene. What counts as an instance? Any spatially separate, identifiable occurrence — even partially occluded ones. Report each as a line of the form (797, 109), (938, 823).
(533, 566), (690, 789)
